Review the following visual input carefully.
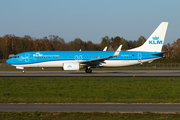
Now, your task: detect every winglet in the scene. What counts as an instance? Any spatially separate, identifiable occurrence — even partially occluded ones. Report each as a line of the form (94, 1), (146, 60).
(112, 45), (122, 57)
(103, 46), (108, 51)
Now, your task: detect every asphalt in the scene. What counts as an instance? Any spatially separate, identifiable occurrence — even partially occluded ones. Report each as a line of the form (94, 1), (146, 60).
(0, 103), (180, 113)
(0, 70), (180, 77)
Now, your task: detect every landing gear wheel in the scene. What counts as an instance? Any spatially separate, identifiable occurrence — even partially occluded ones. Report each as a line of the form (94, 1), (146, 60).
(89, 69), (92, 73)
(85, 68), (92, 73)
(22, 70), (25, 74)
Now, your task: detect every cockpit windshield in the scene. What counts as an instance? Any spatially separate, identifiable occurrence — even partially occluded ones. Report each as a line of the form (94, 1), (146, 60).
(14, 56), (19, 58)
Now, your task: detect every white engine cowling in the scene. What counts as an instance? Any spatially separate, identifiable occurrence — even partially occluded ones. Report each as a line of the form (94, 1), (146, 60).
(63, 62), (79, 71)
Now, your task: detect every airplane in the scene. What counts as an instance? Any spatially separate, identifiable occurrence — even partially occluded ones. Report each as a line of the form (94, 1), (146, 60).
(6, 22), (168, 73)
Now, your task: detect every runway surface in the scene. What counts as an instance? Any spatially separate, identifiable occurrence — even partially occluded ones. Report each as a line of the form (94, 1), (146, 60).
(0, 70), (180, 77)
(0, 103), (180, 113)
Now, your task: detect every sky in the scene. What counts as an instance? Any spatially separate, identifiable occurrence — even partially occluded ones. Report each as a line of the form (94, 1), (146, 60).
(0, 0), (180, 44)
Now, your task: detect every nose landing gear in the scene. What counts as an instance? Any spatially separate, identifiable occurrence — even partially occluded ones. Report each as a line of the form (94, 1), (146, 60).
(22, 69), (25, 73)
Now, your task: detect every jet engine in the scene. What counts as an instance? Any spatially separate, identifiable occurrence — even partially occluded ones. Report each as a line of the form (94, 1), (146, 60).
(63, 62), (79, 71)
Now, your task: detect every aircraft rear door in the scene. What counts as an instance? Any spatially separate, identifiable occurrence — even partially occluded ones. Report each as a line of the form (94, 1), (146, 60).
(138, 53), (142, 62)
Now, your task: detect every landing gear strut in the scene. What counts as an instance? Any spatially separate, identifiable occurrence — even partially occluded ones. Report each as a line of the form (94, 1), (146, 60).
(85, 67), (92, 73)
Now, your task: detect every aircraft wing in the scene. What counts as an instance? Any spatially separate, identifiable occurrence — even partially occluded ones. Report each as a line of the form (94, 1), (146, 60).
(79, 45), (122, 66)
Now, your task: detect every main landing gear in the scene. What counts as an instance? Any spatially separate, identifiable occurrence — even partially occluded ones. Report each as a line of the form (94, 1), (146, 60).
(85, 67), (92, 73)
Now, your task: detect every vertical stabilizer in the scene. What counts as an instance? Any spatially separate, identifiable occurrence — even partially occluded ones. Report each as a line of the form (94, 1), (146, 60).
(128, 22), (168, 52)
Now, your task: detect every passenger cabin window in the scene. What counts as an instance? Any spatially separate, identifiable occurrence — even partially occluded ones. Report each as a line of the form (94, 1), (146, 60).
(15, 56), (19, 58)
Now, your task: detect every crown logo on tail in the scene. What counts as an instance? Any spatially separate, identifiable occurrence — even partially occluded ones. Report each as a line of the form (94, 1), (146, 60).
(152, 36), (159, 40)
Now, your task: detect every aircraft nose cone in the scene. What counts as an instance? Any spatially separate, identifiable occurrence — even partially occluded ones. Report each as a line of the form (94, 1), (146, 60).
(6, 59), (12, 65)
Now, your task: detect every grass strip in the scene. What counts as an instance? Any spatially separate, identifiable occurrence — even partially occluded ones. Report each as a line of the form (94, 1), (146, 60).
(1, 112), (180, 120)
(0, 77), (180, 103)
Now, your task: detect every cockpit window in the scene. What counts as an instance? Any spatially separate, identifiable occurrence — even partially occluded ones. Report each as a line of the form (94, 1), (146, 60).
(15, 56), (19, 58)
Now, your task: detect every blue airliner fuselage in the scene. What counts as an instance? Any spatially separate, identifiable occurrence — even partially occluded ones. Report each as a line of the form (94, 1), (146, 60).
(6, 22), (168, 73)
(6, 51), (162, 67)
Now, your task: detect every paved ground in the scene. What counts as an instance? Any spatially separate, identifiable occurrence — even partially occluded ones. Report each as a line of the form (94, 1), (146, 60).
(0, 103), (180, 113)
(0, 70), (180, 77)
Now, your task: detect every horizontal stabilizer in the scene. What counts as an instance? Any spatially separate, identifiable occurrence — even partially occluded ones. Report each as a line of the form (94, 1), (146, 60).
(151, 51), (171, 56)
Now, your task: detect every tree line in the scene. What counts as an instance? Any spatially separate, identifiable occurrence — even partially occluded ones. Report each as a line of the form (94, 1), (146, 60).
(0, 34), (179, 63)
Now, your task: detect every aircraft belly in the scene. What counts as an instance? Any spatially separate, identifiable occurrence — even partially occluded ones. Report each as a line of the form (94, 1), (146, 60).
(102, 60), (138, 67)
(13, 61), (64, 68)
(37, 61), (63, 67)
(102, 58), (160, 67)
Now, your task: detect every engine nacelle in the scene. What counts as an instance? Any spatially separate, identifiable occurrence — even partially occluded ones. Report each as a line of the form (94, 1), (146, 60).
(63, 62), (79, 71)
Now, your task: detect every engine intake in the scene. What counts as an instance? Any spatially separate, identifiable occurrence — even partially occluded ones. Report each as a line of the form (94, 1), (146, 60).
(63, 62), (79, 71)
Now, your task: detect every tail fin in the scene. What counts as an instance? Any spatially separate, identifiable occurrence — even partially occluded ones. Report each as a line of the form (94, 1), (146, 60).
(128, 22), (168, 52)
